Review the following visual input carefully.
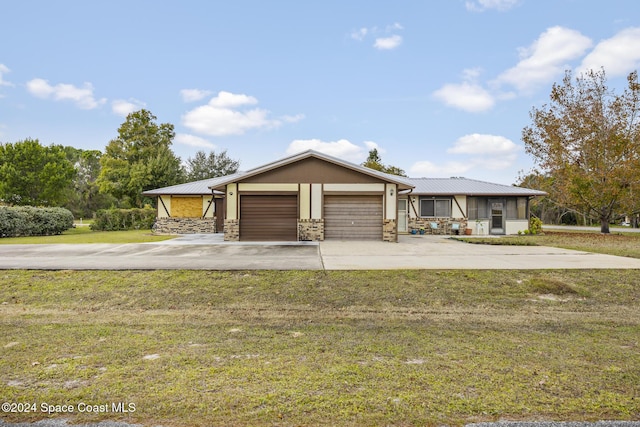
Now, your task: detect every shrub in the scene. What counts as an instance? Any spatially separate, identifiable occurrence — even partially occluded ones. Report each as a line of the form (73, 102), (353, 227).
(529, 216), (543, 235)
(91, 207), (156, 231)
(0, 206), (74, 237)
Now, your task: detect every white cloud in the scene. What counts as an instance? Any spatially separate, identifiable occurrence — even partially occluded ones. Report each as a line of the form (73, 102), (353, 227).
(374, 34), (403, 50)
(410, 160), (473, 177)
(448, 133), (520, 155)
(182, 91), (301, 137)
(280, 114), (305, 123)
(410, 134), (520, 177)
(351, 23), (404, 50)
(180, 89), (213, 102)
(578, 27), (640, 77)
(496, 26), (593, 93)
(465, 0), (520, 12)
(351, 27), (368, 41)
(175, 133), (216, 149)
(433, 81), (495, 113)
(111, 98), (146, 117)
(285, 139), (373, 163)
(209, 91), (258, 108)
(26, 78), (106, 109)
(0, 64), (13, 87)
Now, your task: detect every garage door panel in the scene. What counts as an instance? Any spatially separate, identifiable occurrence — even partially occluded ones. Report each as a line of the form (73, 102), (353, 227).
(240, 195), (297, 241)
(324, 195), (382, 241)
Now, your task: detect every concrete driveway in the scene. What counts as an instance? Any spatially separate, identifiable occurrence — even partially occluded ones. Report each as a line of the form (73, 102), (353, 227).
(1, 234), (640, 270)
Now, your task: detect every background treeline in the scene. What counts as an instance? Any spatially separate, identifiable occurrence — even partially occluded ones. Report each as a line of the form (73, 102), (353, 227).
(0, 110), (240, 219)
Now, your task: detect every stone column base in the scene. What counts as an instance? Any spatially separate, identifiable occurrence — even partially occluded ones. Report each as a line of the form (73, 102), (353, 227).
(154, 217), (216, 234)
(224, 219), (239, 241)
(298, 219), (324, 241)
(383, 219), (397, 242)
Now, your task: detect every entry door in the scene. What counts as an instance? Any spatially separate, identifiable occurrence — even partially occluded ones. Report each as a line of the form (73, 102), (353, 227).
(398, 199), (408, 233)
(490, 199), (504, 234)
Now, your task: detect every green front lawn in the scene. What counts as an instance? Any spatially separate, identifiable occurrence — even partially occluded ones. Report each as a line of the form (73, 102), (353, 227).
(0, 227), (175, 244)
(1, 270), (638, 426)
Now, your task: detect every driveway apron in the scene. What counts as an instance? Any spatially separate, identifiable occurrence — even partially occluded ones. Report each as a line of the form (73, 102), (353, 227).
(0, 234), (640, 270)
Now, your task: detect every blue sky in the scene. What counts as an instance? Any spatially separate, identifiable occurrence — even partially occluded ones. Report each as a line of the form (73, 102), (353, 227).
(1, 0), (639, 184)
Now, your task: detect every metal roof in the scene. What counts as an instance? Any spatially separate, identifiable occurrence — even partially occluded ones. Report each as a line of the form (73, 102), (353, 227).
(406, 177), (547, 196)
(141, 173), (245, 196)
(141, 153), (546, 198)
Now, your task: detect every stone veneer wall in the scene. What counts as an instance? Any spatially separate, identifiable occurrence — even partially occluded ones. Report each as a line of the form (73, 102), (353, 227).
(383, 219), (397, 242)
(298, 219), (324, 241)
(408, 217), (468, 235)
(154, 217), (216, 234)
(224, 219), (240, 241)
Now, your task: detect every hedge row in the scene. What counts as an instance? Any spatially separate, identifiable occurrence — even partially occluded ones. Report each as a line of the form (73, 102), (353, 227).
(0, 206), (74, 237)
(91, 208), (156, 231)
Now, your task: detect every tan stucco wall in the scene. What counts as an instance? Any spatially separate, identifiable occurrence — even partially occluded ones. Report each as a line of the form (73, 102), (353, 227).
(158, 196), (171, 218)
(452, 195), (466, 218)
(203, 197), (214, 218)
(385, 184), (397, 220)
(226, 183), (238, 220)
(311, 184), (322, 219)
(299, 184), (311, 220)
(506, 220), (529, 235)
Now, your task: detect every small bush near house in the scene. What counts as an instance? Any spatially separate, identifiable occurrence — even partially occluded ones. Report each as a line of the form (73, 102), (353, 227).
(529, 216), (543, 234)
(0, 206), (74, 237)
(91, 207), (156, 231)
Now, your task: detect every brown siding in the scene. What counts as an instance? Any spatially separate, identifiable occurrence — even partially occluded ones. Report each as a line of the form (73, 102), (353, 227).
(240, 195), (298, 241)
(171, 197), (203, 218)
(242, 157), (383, 184)
(324, 195), (383, 240)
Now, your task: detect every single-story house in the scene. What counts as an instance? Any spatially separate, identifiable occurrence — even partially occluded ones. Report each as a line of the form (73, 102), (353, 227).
(142, 150), (546, 241)
(400, 177), (546, 236)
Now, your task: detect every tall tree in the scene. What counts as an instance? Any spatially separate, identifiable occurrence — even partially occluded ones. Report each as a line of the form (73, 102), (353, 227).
(522, 69), (640, 233)
(0, 138), (75, 206)
(98, 110), (185, 207)
(186, 149), (240, 181)
(361, 148), (407, 177)
(63, 148), (115, 218)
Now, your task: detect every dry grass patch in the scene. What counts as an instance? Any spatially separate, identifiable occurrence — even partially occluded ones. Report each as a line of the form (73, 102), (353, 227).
(0, 270), (639, 426)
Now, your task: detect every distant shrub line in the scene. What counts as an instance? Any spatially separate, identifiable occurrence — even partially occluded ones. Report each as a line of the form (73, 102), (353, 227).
(91, 208), (156, 231)
(0, 206), (74, 238)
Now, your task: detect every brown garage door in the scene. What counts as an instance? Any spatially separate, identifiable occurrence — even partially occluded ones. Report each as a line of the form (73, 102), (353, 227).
(240, 195), (298, 241)
(324, 195), (383, 240)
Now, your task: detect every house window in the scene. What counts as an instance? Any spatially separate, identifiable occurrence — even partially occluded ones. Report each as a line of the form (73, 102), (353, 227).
(507, 198), (517, 219)
(468, 197), (489, 220)
(517, 197), (527, 219)
(506, 197), (528, 220)
(420, 198), (451, 217)
(468, 197), (477, 220)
